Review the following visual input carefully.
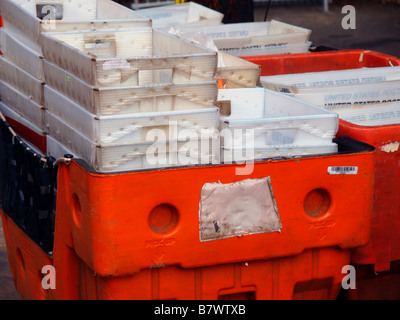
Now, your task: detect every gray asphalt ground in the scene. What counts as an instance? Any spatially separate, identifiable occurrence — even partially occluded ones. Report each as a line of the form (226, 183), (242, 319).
(253, 0), (400, 58)
(1, 0), (399, 300)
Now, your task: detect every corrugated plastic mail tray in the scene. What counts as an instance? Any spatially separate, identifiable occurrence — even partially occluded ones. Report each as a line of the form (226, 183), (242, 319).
(0, 0), (150, 44)
(41, 28), (218, 87)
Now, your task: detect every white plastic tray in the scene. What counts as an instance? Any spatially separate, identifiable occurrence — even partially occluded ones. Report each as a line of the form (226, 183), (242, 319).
(135, 2), (223, 28)
(41, 28), (218, 87)
(173, 20), (311, 56)
(216, 52), (261, 88)
(43, 60), (218, 116)
(232, 41), (312, 57)
(217, 88), (339, 159)
(0, 80), (46, 130)
(0, 101), (47, 138)
(166, 28), (260, 88)
(0, 0), (151, 44)
(47, 134), (74, 160)
(0, 56), (44, 105)
(44, 85), (219, 145)
(46, 112), (221, 172)
(284, 80), (400, 110)
(260, 66), (400, 93)
(0, 28), (44, 81)
(331, 102), (400, 127)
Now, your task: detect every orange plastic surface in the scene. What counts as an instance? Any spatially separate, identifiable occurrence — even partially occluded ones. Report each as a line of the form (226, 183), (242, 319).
(242, 50), (400, 76)
(69, 246), (352, 300)
(1, 136), (375, 300)
(1, 209), (351, 300)
(243, 50), (400, 272)
(1, 213), (53, 300)
(337, 122), (400, 272)
(50, 143), (374, 278)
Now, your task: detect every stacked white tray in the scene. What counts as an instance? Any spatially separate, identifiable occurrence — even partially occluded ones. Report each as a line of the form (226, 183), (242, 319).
(134, 2), (224, 28)
(167, 27), (261, 88)
(0, 0), (151, 46)
(217, 88), (339, 163)
(260, 67), (400, 127)
(0, 41), (47, 139)
(45, 93), (220, 172)
(0, 0), (152, 154)
(260, 67), (400, 93)
(41, 28), (220, 172)
(170, 20), (312, 56)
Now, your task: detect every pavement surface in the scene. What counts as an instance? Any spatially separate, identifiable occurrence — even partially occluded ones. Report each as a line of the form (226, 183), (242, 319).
(253, 0), (400, 58)
(0, 0), (399, 300)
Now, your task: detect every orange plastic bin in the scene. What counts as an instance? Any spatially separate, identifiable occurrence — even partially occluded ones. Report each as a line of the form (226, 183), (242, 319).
(243, 50), (400, 273)
(1, 132), (375, 299)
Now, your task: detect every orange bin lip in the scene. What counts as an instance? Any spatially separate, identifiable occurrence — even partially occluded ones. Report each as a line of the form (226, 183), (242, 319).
(54, 136), (375, 277)
(241, 49), (400, 76)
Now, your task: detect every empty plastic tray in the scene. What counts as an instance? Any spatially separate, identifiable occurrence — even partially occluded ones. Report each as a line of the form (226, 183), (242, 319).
(41, 28), (218, 88)
(173, 20), (311, 56)
(332, 102), (400, 127)
(43, 60), (218, 116)
(284, 80), (400, 110)
(0, 80), (46, 130)
(134, 2), (223, 28)
(44, 85), (219, 145)
(0, 0), (151, 44)
(0, 28), (44, 81)
(46, 112), (220, 172)
(260, 66), (400, 93)
(217, 88), (339, 162)
(0, 56), (44, 105)
(0, 101), (46, 140)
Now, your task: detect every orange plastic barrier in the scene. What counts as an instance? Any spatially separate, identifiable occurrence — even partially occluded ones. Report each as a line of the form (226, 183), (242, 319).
(243, 50), (400, 273)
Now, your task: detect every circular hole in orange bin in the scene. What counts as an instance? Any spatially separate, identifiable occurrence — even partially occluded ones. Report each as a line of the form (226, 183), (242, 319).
(148, 204), (179, 235)
(71, 193), (82, 228)
(304, 188), (331, 218)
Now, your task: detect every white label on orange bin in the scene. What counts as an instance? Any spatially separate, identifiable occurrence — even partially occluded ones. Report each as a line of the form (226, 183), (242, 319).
(327, 166), (358, 175)
(381, 142), (400, 153)
(199, 177), (281, 241)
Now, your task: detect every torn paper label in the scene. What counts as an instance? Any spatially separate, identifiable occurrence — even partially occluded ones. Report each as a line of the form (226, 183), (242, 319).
(381, 142), (400, 153)
(199, 177), (281, 241)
